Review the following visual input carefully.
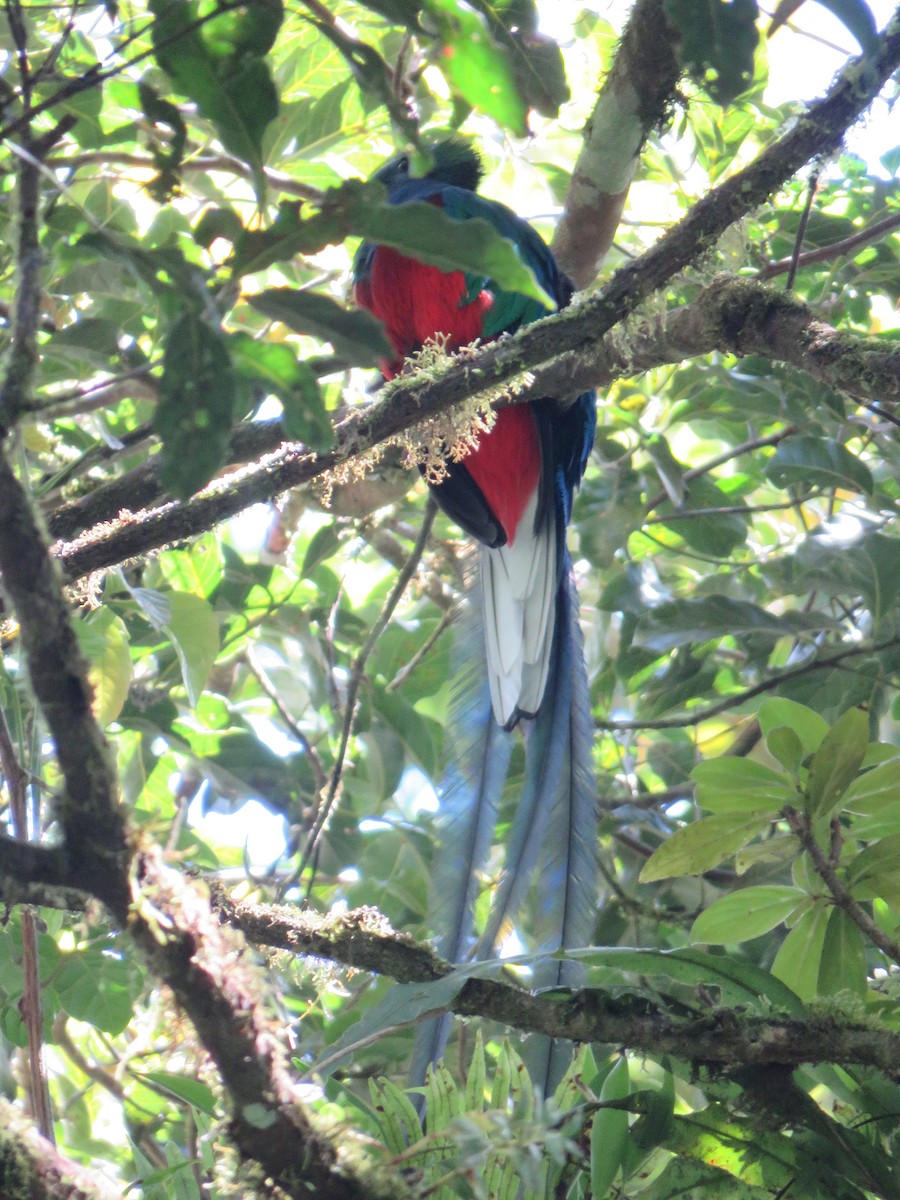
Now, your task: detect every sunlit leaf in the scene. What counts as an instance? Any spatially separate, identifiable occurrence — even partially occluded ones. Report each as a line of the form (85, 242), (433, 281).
(804, 706), (869, 819)
(692, 758), (795, 814)
(771, 902), (830, 1000)
(765, 435), (874, 495)
(165, 592), (220, 708)
(639, 812), (774, 881)
(691, 886), (803, 944)
(154, 314), (238, 498)
(75, 608), (133, 727)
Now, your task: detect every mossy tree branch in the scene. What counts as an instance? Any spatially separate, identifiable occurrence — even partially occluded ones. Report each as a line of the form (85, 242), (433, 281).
(213, 895), (900, 1074)
(45, 274), (900, 585)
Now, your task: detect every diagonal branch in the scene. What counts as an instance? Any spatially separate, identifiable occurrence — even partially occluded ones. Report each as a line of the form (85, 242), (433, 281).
(45, 274), (900, 585)
(212, 894), (900, 1073)
(782, 806), (900, 967)
(0, 1097), (124, 1200)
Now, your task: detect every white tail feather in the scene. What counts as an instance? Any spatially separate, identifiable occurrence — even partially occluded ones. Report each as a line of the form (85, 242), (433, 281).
(480, 491), (556, 726)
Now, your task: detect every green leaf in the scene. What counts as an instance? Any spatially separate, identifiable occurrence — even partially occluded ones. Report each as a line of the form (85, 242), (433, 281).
(423, 0), (529, 134)
(316, 976), (466, 1076)
(845, 834), (900, 895)
(841, 755), (900, 813)
(766, 726), (804, 775)
(635, 595), (838, 652)
(635, 1157), (772, 1200)
(354, 192), (555, 308)
(371, 687), (438, 776)
(692, 758), (795, 815)
(765, 435), (874, 495)
(818, 907), (867, 996)
(592, 1057), (630, 1198)
(691, 886), (804, 944)
(141, 1071), (218, 1116)
(158, 535), (224, 599)
(228, 331), (333, 449)
(734, 834), (800, 875)
(663, 0), (760, 106)
(758, 698), (830, 756)
(55, 949), (135, 1035)
(248, 288), (393, 366)
(165, 592), (220, 709)
(804, 706), (869, 819)
(811, 0), (879, 52)
(75, 608), (133, 727)
(148, 0), (280, 181)
(639, 812), (774, 882)
(656, 476), (750, 557)
(154, 314), (238, 498)
(565, 946), (805, 1014)
(771, 902), (830, 1000)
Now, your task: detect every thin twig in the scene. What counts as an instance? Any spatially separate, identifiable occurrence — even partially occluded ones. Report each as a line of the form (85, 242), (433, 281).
(245, 646), (327, 794)
(290, 498), (438, 892)
(786, 171), (819, 292)
(386, 609), (453, 692)
(782, 806), (900, 966)
(643, 429), (798, 515)
(759, 211), (900, 280)
(596, 635), (900, 732)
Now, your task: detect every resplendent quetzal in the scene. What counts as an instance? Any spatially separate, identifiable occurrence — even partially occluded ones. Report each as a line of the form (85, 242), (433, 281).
(353, 141), (598, 1091)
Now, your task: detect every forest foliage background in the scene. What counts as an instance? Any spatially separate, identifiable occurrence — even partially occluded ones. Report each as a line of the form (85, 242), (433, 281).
(1, 0), (900, 1198)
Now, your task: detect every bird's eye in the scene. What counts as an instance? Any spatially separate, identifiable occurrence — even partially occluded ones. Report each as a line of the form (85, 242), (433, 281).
(396, 155), (410, 174)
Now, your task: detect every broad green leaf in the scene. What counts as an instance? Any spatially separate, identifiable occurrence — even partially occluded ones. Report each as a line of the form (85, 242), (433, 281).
(631, 1067), (675, 1153)
(165, 592), (220, 709)
(640, 812), (773, 881)
(353, 194), (555, 308)
(636, 1157), (772, 1200)
(149, 0), (280, 181)
(692, 758), (795, 815)
(663, 0), (759, 105)
(758, 698), (829, 756)
(656, 475), (749, 557)
(159, 535), (223, 599)
(635, 595), (838, 652)
(734, 834), (800, 874)
(228, 330), (333, 448)
(248, 289), (393, 366)
(566, 946), (806, 1014)
(771, 902), (830, 1000)
(235, 179), (554, 306)
(75, 608), (133, 727)
(142, 1071), (218, 1116)
(766, 726), (804, 775)
(787, 530), (900, 621)
(154, 314), (238, 498)
(690, 886), (804, 944)
(423, 0), (529, 134)
(592, 1057), (630, 1198)
(765, 435), (874, 495)
(316, 976), (466, 1076)
(804, 706), (869, 819)
(55, 949), (135, 1036)
(847, 801), (900, 841)
(370, 688), (439, 777)
(841, 756), (900, 812)
(845, 834), (900, 892)
(811, 0), (879, 52)
(818, 907), (867, 996)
